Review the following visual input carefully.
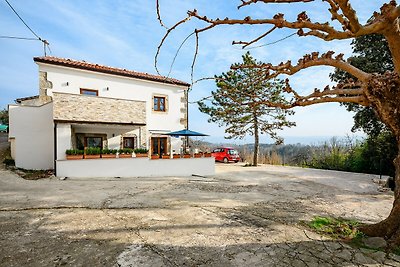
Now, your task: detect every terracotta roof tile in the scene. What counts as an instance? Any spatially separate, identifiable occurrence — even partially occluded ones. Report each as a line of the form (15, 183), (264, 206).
(33, 56), (190, 87)
(15, 95), (39, 103)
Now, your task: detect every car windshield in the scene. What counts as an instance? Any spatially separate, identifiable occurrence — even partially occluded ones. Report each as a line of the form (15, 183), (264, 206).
(227, 149), (238, 155)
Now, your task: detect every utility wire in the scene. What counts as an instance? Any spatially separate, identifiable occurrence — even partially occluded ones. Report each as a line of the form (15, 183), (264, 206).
(3, 0), (51, 55)
(0, 35), (40, 41)
(244, 32), (297, 50)
(4, 0), (42, 40)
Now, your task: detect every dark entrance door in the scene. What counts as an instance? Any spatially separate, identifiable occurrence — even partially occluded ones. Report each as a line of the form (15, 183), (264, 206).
(151, 137), (167, 158)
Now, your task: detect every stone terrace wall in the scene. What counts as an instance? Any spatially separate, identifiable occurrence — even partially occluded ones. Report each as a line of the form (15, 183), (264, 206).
(53, 92), (146, 124)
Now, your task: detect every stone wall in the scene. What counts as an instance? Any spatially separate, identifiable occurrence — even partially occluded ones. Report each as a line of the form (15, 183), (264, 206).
(53, 92), (146, 125)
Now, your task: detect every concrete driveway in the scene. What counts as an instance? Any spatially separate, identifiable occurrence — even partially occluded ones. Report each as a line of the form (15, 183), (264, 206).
(0, 161), (397, 266)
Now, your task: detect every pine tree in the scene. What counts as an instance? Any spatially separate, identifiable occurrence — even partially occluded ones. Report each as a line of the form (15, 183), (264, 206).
(199, 52), (295, 166)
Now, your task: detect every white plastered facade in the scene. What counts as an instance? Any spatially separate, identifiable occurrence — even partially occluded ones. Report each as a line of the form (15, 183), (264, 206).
(9, 60), (189, 171)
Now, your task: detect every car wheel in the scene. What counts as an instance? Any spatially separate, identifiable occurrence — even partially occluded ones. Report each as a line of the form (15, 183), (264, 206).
(223, 157), (229, 164)
(235, 160), (239, 163)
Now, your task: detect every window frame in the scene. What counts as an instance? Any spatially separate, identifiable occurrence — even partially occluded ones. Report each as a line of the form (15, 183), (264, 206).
(84, 136), (103, 149)
(123, 137), (137, 149)
(80, 88), (99, 96)
(153, 95), (167, 112)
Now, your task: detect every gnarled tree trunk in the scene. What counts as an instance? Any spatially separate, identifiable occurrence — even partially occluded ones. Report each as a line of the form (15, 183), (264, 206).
(360, 72), (400, 247)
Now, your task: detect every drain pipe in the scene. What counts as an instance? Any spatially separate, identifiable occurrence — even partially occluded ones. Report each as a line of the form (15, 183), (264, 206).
(53, 122), (57, 176)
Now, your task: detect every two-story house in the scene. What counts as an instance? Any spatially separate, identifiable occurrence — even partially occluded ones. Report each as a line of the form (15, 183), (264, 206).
(8, 57), (214, 177)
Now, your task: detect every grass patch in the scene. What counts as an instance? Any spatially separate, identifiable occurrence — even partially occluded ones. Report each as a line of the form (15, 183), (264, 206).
(392, 246), (400, 256)
(305, 216), (364, 240)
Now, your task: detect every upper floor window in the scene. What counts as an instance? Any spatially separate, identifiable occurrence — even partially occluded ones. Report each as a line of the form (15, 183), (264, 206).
(80, 88), (98, 96)
(153, 96), (166, 112)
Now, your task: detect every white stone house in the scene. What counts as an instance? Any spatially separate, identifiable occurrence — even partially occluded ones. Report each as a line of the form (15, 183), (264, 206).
(8, 57), (214, 177)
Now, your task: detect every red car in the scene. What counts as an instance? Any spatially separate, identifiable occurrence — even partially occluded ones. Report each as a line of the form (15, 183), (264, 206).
(211, 147), (240, 163)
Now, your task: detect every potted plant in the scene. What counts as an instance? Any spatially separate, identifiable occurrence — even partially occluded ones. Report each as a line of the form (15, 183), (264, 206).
(162, 154), (170, 159)
(204, 152), (212, 157)
(118, 148), (133, 158)
(66, 149), (84, 160)
(183, 153), (191, 158)
(172, 154), (180, 159)
(101, 148), (117, 158)
(194, 153), (202, 158)
(134, 148), (148, 158)
(85, 147), (101, 159)
(151, 153), (159, 159)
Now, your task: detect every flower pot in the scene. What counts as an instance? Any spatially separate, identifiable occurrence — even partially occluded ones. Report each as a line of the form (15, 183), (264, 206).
(151, 154), (159, 159)
(173, 154), (180, 159)
(183, 154), (191, 158)
(204, 153), (212, 158)
(119, 154), (132, 158)
(135, 153), (148, 158)
(162, 155), (170, 159)
(194, 153), (202, 158)
(85, 154), (101, 159)
(101, 154), (116, 159)
(66, 155), (83, 160)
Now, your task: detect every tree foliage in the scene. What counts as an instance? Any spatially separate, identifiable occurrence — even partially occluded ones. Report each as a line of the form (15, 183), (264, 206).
(0, 108), (8, 125)
(331, 32), (398, 177)
(198, 52), (295, 165)
(331, 33), (394, 136)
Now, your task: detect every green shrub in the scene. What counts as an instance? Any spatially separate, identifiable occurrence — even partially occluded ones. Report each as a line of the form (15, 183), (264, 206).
(134, 148), (148, 154)
(85, 147), (101, 155)
(119, 148), (133, 154)
(102, 148), (117, 154)
(66, 149), (84, 155)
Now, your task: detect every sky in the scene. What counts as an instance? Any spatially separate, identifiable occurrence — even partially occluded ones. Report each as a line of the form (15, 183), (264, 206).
(0, 0), (389, 144)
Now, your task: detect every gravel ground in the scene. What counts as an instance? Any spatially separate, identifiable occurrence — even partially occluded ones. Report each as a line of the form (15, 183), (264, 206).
(0, 134), (397, 266)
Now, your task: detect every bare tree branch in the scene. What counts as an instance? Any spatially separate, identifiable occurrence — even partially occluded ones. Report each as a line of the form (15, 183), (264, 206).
(233, 26), (277, 48)
(187, 9), (357, 41)
(155, 14), (192, 75)
(233, 51), (371, 82)
(238, 0), (314, 9)
(156, 0), (168, 29)
(191, 31), (200, 87)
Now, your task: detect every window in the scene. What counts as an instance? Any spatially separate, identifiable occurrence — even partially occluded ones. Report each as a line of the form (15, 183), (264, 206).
(153, 96), (166, 112)
(80, 88), (98, 96)
(228, 149), (238, 155)
(85, 137), (102, 148)
(123, 137), (136, 149)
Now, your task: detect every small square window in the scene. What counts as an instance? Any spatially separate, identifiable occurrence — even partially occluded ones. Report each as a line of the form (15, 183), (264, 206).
(153, 96), (166, 112)
(80, 88), (98, 96)
(123, 137), (136, 149)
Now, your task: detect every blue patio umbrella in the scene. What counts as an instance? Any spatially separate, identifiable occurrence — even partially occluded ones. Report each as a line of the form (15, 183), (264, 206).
(165, 129), (208, 153)
(165, 129), (208, 137)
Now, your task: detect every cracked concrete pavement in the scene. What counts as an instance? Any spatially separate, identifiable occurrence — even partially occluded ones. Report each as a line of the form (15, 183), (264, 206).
(0, 133), (397, 266)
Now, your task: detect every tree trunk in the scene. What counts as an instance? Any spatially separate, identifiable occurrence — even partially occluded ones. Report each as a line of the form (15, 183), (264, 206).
(253, 113), (259, 166)
(359, 73), (400, 248)
(360, 149), (400, 247)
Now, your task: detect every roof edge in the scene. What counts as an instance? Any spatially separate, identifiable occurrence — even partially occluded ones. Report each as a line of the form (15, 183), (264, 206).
(33, 56), (190, 88)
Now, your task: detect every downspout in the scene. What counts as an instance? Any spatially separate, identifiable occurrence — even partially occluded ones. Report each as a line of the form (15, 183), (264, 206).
(138, 126), (141, 148)
(186, 87), (189, 152)
(53, 122), (57, 176)
(186, 88), (189, 130)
